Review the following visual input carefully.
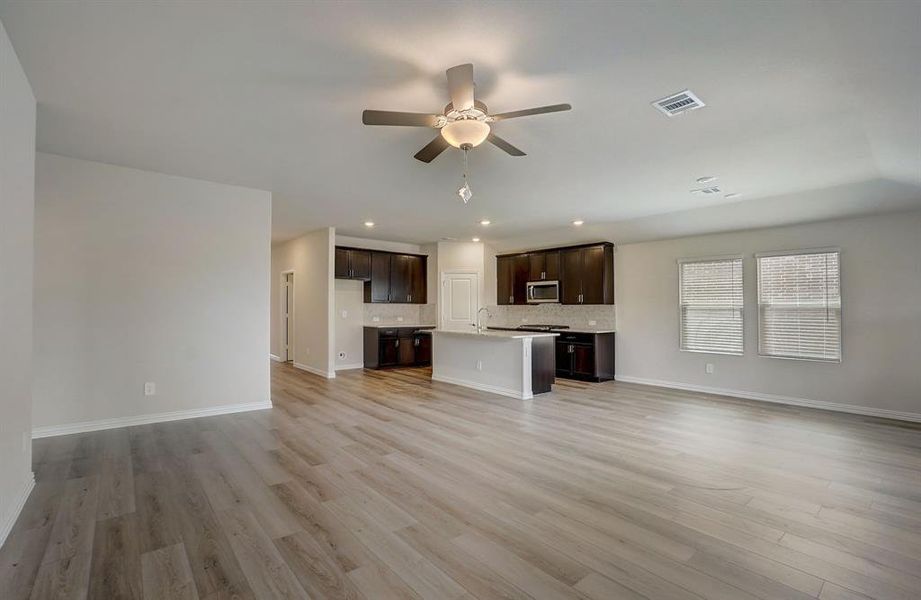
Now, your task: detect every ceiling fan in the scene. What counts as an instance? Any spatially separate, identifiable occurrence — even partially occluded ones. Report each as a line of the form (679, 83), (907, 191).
(361, 63), (572, 163)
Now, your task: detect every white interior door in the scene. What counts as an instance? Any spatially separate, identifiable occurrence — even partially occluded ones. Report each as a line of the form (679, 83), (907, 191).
(442, 272), (479, 331)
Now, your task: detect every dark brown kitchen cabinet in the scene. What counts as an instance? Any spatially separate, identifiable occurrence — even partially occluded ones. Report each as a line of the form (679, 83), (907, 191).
(368, 251), (391, 303)
(409, 255), (426, 304)
(512, 254), (530, 304)
(364, 327), (433, 368)
(413, 333), (431, 365)
(397, 333), (416, 366)
(354, 248), (426, 304)
(559, 243), (614, 304)
(496, 254), (531, 305)
(497, 256), (512, 305)
(335, 247), (372, 280)
(555, 331), (615, 382)
(389, 254), (412, 303)
(529, 250), (559, 281)
(560, 248), (583, 304)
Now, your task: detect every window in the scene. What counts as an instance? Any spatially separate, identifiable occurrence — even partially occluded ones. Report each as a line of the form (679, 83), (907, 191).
(678, 257), (744, 355)
(757, 250), (841, 362)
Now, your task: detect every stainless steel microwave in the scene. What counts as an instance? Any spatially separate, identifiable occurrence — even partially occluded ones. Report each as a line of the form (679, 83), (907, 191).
(526, 280), (560, 303)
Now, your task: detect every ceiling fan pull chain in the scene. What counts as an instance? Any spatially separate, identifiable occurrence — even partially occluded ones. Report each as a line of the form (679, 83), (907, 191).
(457, 146), (473, 204)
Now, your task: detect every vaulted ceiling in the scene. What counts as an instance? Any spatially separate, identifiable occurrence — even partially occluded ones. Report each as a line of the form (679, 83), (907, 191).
(2, 0), (919, 247)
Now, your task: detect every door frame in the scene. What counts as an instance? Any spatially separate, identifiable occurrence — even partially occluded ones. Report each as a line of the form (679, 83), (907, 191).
(440, 270), (480, 330)
(281, 270), (295, 362)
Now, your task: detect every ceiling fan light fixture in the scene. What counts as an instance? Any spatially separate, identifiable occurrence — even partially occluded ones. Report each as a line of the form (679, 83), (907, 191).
(441, 119), (490, 148)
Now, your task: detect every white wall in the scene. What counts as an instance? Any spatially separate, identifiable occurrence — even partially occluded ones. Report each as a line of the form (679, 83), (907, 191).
(33, 153), (272, 433)
(615, 210), (921, 419)
(436, 241), (487, 327)
(271, 228), (335, 377)
(334, 279), (364, 369)
(0, 18), (36, 545)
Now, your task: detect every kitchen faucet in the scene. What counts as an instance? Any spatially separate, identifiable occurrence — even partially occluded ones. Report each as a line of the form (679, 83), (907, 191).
(476, 307), (492, 333)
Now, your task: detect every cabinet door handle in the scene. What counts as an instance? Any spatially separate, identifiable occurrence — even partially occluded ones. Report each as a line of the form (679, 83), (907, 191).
(509, 295), (513, 303)
(394, 339), (399, 347)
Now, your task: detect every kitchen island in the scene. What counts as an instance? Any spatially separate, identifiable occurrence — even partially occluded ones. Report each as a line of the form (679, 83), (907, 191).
(430, 329), (558, 400)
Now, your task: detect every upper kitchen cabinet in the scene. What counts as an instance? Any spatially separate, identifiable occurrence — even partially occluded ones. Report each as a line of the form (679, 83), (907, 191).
(498, 242), (614, 305)
(496, 254), (530, 305)
(354, 247), (427, 304)
(561, 243), (614, 304)
(335, 247), (371, 280)
(367, 251), (391, 303)
(528, 250), (559, 281)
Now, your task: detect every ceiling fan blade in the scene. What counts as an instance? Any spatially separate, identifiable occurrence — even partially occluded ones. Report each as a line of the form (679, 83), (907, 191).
(362, 110), (440, 127)
(487, 133), (526, 157)
(490, 103), (572, 121)
(446, 63), (475, 111)
(414, 135), (450, 163)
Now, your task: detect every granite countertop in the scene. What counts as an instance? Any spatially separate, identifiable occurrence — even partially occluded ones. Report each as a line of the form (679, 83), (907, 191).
(487, 325), (615, 334)
(431, 328), (559, 339)
(364, 323), (435, 329)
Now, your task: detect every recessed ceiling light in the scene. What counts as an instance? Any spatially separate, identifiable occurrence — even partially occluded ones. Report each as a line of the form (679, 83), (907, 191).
(364, 221), (374, 228)
(472, 237), (481, 242)
(724, 193), (742, 199)
(479, 219), (491, 226)
(572, 220), (584, 226)
(696, 176), (717, 184)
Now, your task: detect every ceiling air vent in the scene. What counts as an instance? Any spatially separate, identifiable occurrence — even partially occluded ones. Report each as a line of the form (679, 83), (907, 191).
(691, 186), (721, 195)
(652, 90), (705, 117)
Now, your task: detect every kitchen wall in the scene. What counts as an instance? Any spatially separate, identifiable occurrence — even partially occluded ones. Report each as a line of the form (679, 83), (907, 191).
(332, 235), (436, 369)
(33, 153), (272, 434)
(334, 279), (364, 370)
(271, 228), (335, 377)
(615, 210), (921, 420)
(485, 304), (617, 331)
(436, 240), (488, 326)
(0, 18), (36, 546)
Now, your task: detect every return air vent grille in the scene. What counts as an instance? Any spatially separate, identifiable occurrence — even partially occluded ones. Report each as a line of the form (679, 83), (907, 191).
(652, 90), (705, 117)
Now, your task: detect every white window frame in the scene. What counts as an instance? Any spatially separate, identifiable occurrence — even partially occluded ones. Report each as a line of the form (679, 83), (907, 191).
(677, 254), (744, 356)
(756, 247), (842, 363)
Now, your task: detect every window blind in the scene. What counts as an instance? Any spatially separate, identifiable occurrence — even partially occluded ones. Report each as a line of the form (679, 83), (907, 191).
(757, 250), (841, 362)
(679, 257), (743, 354)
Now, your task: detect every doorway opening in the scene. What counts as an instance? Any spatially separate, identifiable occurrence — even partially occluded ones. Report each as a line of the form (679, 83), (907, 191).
(283, 271), (294, 362)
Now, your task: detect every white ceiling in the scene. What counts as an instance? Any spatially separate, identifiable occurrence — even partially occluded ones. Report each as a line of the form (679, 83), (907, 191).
(2, 0), (919, 246)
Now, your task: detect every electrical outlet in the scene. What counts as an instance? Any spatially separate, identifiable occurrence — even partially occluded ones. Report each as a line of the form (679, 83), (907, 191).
(397, 316), (404, 322)
(372, 316), (381, 322)
(476, 360), (483, 371)
(144, 382), (156, 396)
(705, 363), (715, 374)
(341, 309), (348, 319)
(588, 320), (597, 326)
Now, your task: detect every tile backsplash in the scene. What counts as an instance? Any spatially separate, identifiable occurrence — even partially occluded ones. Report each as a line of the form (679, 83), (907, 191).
(363, 303), (436, 325)
(484, 304), (616, 331)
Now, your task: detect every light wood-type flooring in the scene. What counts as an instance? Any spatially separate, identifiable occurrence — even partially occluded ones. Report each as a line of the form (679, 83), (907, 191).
(3, 361), (921, 599)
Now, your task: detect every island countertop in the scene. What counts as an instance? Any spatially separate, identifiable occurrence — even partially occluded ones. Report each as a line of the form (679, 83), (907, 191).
(430, 328), (559, 339)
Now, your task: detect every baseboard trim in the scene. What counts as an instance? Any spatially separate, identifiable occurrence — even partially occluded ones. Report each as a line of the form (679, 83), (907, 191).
(614, 375), (921, 423)
(293, 362), (336, 379)
(0, 471), (35, 548)
(269, 354), (282, 362)
(31, 401), (274, 439)
(432, 374), (533, 400)
(335, 363), (365, 371)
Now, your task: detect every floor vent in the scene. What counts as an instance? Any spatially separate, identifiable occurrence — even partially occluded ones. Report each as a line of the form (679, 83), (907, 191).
(652, 90), (705, 117)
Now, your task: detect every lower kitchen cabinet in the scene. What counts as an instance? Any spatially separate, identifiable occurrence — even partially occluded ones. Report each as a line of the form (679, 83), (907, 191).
(363, 327), (433, 369)
(555, 332), (615, 382)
